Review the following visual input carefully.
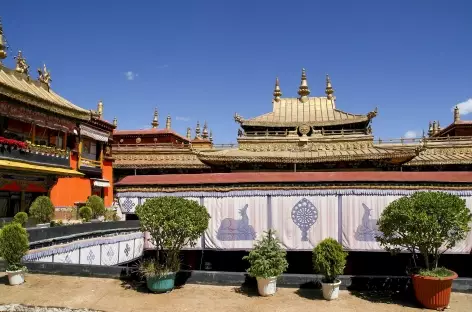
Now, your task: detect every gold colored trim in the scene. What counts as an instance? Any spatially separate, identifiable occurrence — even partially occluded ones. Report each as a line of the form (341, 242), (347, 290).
(0, 159), (84, 176)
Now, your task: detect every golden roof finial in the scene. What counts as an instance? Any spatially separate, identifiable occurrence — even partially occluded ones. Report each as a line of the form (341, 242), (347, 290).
(97, 100), (103, 119)
(0, 18), (7, 62)
(209, 129), (213, 142)
(273, 77), (282, 102)
(14, 50), (30, 75)
(454, 106), (460, 122)
(113, 117), (118, 127)
(325, 74), (334, 100)
(37, 63), (52, 89)
(202, 121), (209, 139)
(297, 68), (310, 101)
(428, 121), (433, 136)
(186, 127), (191, 139)
(151, 108), (159, 128)
(166, 114), (171, 129)
(195, 121), (201, 138)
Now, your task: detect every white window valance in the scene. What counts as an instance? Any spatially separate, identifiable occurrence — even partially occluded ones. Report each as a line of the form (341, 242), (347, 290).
(80, 125), (110, 143)
(92, 179), (110, 187)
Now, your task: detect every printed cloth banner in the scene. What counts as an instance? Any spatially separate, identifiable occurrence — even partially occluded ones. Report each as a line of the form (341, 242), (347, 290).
(144, 197), (202, 250)
(342, 195), (472, 254)
(342, 195), (401, 251)
(203, 196), (268, 250)
(271, 196), (338, 250)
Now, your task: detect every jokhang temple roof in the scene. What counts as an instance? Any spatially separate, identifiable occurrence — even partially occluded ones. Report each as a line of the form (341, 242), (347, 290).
(234, 70), (377, 128)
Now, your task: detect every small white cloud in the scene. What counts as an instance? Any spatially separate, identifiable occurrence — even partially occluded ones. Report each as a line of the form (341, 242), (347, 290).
(453, 98), (472, 115)
(124, 71), (138, 81)
(404, 130), (418, 138)
(175, 116), (190, 122)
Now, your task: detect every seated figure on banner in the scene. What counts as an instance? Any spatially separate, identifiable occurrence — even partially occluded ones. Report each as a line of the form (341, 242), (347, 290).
(217, 204), (256, 241)
(355, 203), (382, 241)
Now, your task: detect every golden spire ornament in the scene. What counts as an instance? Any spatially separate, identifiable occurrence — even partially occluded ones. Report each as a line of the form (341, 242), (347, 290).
(454, 106), (460, 122)
(273, 77), (282, 102)
(0, 18), (7, 62)
(97, 100), (104, 119)
(166, 114), (171, 129)
(325, 74), (334, 100)
(297, 68), (310, 101)
(113, 117), (118, 127)
(195, 121), (201, 138)
(186, 127), (192, 139)
(151, 108), (159, 128)
(14, 50), (30, 75)
(209, 129), (213, 143)
(202, 121), (209, 139)
(37, 63), (52, 89)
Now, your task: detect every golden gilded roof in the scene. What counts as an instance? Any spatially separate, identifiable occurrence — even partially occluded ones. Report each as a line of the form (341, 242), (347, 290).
(235, 97), (376, 127)
(0, 66), (90, 120)
(195, 146), (416, 164)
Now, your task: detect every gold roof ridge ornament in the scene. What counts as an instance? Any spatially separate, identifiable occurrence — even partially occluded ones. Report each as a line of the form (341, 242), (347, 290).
(325, 74), (335, 100)
(202, 121), (209, 139)
(151, 107), (159, 128)
(195, 120), (201, 139)
(37, 63), (52, 89)
(273, 77), (282, 102)
(166, 114), (171, 129)
(0, 18), (7, 62)
(297, 68), (310, 102)
(186, 127), (192, 139)
(14, 50), (30, 76)
(209, 129), (213, 142)
(113, 117), (118, 128)
(97, 100), (104, 119)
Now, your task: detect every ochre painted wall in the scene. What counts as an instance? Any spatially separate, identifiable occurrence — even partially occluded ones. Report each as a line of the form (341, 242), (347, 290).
(50, 177), (91, 208)
(102, 159), (113, 207)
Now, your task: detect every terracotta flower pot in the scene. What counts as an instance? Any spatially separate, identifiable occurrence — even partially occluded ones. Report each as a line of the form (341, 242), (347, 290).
(412, 272), (458, 310)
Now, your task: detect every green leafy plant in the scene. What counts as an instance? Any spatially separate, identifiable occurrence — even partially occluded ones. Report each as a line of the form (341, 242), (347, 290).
(29, 196), (54, 224)
(50, 220), (64, 227)
(376, 191), (471, 276)
(79, 206), (93, 222)
(0, 222), (29, 271)
(243, 229), (288, 278)
(312, 238), (348, 283)
(13, 212), (28, 227)
(136, 197), (210, 277)
(105, 209), (120, 221)
(86, 195), (106, 218)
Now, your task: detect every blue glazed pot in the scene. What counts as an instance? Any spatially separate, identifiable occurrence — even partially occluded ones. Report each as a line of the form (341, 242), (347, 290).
(146, 272), (176, 293)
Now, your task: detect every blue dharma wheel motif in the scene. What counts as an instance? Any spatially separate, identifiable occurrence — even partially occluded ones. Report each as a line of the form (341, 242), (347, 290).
(291, 198), (318, 241)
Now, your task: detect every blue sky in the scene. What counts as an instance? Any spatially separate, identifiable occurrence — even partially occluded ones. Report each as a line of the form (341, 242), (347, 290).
(1, 1), (471, 143)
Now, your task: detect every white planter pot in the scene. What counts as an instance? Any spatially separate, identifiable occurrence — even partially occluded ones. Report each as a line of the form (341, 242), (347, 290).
(321, 279), (341, 300)
(7, 269), (25, 286)
(256, 276), (277, 296)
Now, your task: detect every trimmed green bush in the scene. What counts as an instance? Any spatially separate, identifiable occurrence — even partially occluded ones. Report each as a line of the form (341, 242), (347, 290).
(243, 229), (288, 278)
(313, 238), (348, 283)
(0, 222), (29, 271)
(86, 195), (106, 218)
(136, 196), (210, 276)
(13, 212), (28, 227)
(29, 196), (54, 224)
(376, 191), (472, 274)
(79, 206), (93, 222)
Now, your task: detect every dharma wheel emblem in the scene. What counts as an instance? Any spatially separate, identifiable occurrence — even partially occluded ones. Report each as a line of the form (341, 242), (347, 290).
(291, 198), (318, 241)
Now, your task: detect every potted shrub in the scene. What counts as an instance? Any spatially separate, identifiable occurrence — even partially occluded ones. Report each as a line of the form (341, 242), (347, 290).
(86, 195), (106, 222)
(312, 238), (348, 300)
(376, 191), (471, 310)
(79, 206), (93, 222)
(242, 229), (288, 296)
(13, 212), (28, 227)
(29, 196), (54, 228)
(0, 222), (29, 285)
(136, 196), (210, 293)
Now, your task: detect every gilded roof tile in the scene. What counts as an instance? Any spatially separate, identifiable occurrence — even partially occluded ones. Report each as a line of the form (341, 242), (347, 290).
(0, 66), (90, 120)
(237, 97), (373, 127)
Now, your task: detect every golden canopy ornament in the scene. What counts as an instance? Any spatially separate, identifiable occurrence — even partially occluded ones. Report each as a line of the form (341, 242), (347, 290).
(37, 63), (52, 88)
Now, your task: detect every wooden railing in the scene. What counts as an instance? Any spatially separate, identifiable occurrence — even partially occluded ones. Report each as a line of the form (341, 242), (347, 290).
(79, 156), (101, 168)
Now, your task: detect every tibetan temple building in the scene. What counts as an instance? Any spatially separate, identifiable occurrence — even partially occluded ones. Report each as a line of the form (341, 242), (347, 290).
(0, 20), (114, 220)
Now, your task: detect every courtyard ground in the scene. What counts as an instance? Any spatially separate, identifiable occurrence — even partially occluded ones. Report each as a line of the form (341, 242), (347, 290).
(0, 274), (471, 312)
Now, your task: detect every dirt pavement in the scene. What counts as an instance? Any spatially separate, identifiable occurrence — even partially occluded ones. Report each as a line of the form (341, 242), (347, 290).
(0, 274), (471, 312)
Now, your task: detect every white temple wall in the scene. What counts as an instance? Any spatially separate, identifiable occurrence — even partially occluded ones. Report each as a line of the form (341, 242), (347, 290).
(117, 189), (472, 254)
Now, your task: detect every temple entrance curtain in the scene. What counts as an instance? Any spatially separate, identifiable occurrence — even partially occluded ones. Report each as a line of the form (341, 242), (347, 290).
(203, 196), (268, 250)
(271, 196), (338, 250)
